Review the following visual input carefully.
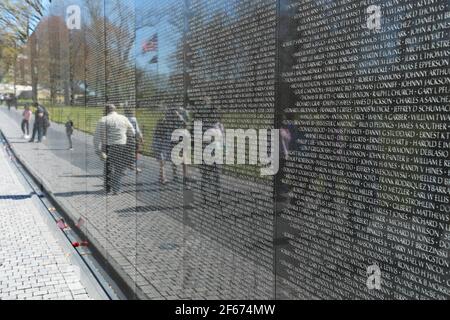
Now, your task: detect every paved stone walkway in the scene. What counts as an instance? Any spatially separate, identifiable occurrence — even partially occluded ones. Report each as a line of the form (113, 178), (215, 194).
(0, 106), (279, 300)
(0, 135), (91, 300)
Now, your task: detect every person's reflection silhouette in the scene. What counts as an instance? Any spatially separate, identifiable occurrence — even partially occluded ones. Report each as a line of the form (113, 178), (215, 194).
(276, 112), (302, 205)
(154, 106), (174, 185)
(199, 97), (225, 218)
(93, 104), (135, 195)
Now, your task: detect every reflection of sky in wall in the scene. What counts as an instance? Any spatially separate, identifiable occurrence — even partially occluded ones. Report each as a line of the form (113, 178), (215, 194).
(24, 0), (52, 33)
(43, 0), (244, 77)
(134, 0), (239, 76)
(135, 0), (183, 76)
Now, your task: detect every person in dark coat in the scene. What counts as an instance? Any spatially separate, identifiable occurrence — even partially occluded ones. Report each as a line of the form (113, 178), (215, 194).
(29, 102), (50, 143)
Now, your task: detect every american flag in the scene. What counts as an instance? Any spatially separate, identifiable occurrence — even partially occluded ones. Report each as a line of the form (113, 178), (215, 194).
(142, 34), (158, 53)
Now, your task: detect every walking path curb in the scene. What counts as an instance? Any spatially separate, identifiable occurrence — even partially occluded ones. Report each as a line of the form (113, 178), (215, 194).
(1, 131), (117, 300)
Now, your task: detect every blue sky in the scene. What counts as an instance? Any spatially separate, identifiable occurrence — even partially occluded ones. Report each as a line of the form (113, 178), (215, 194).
(42, 0), (240, 78)
(134, 0), (183, 76)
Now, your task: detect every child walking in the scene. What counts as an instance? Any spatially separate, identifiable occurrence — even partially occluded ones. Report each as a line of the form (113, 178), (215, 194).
(65, 118), (74, 151)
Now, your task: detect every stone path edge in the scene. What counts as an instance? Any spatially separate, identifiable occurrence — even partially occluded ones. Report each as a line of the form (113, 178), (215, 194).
(1, 130), (121, 300)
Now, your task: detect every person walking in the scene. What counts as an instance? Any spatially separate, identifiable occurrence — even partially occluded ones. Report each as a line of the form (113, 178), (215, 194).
(65, 118), (74, 151)
(152, 106), (188, 185)
(11, 95), (18, 110)
(174, 105), (191, 183)
(197, 97), (224, 215)
(94, 104), (135, 195)
(42, 106), (50, 140)
(29, 103), (49, 143)
(21, 105), (32, 139)
(124, 108), (144, 173)
(6, 94), (12, 111)
(28, 108), (45, 143)
(199, 121), (224, 202)
(152, 112), (172, 185)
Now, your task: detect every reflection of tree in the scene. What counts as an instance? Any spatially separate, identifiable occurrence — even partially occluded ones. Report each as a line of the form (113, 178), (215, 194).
(135, 3), (176, 31)
(135, 1), (184, 108)
(47, 16), (66, 104)
(0, 0), (44, 87)
(30, 15), (68, 103)
(29, 32), (38, 101)
(0, 42), (18, 83)
(46, 1), (75, 106)
(135, 68), (158, 106)
(14, 47), (31, 86)
(104, 0), (137, 105)
(65, 19), (87, 106)
(186, 1), (272, 111)
(85, 0), (106, 105)
(34, 18), (51, 99)
(106, 1), (135, 64)
(0, 0), (44, 42)
(26, 1), (87, 106)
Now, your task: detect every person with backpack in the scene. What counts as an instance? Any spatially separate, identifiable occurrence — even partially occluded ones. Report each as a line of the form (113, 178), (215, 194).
(93, 104), (135, 195)
(29, 107), (46, 143)
(29, 103), (50, 143)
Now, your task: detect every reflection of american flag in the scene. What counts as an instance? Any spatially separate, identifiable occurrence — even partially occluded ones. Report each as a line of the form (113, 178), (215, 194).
(142, 34), (158, 53)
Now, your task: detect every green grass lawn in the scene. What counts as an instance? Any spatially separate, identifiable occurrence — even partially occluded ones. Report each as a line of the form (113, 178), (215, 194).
(16, 100), (270, 180)
(47, 105), (163, 156)
(17, 100), (163, 156)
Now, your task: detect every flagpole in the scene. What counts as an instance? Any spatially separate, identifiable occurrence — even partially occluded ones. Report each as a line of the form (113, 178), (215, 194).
(156, 33), (159, 95)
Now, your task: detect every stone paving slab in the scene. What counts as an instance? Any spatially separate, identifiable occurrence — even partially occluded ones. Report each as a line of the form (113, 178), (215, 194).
(0, 136), (91, 300)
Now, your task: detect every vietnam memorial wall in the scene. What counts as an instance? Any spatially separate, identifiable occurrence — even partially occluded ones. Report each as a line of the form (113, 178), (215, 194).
(28, 0), (450, 300)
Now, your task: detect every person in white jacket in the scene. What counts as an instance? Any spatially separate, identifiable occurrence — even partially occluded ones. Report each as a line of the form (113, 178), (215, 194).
(94, 104), (135, 195)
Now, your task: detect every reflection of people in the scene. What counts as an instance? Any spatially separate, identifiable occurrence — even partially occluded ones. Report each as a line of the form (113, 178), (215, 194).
(152, 104), (191, 184)
(174, 106), (191, 183)
(6, 94), (12, 111)
(42, 106), (50, 140)
(94, 104), (135, 195)
(11, 95), (17, 110)
(29, 103), (49, 143)
(125, 108), (144, 173)
(277, 113), (302, 200)
(29, 103), (48, 143)
(199, 97), (224, 207)
(152, 108), (174, 184)
(65, 118), (74, 151)
(21, 105), (32, 139)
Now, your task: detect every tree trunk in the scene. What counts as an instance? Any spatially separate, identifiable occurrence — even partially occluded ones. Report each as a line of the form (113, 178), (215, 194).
(30, 34), (38, 103)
